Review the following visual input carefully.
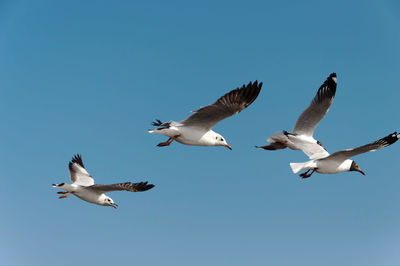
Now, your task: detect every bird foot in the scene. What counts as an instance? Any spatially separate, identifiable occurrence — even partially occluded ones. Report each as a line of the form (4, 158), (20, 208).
(157, 141), (171, 147)
(59, 193), (71, 199)
(300, 170), (315, 179)
(300, 173), (311, 179)
(156, 136), (178, 147)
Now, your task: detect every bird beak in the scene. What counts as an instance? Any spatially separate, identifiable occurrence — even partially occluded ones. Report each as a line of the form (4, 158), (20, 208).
(111, 203), (118, 209)
(224, 144), (232, 150)
(358, 170), (366, 176)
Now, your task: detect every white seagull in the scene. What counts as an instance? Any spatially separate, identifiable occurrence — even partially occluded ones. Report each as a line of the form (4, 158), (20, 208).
(148, 81), (262, 149)
(290, 132), (400, 178)
(256, 73), (337, 160)
(52, 154), (154, 208)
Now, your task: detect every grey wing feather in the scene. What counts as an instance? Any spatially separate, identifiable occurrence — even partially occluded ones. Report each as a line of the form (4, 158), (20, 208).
(181, 81), (262, 130)
(293, 73), (337, 137)
(323, 132), (399, 162)
(87, 182), (155, 193)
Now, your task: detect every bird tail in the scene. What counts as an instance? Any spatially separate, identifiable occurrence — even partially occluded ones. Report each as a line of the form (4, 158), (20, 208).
(267, 131), (289, 142)
(290, 162), (309, 174)
(261, 131), (289, 150)
(148, 119), (173, 134)
(256, 142), (287, 150)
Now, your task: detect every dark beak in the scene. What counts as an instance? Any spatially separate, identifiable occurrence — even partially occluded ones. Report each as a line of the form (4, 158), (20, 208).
(358, 170), (366, 176)
(224, 144), (232, 150)
(111, 203), (118, 209)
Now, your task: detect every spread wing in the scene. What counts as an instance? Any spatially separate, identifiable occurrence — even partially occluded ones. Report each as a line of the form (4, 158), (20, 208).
(69, 154), (94, 186)
(322, 132), (399, 162)
(293, 73), (337, 137)
(87, 182), (155, 194)
(181, 81), (262, 130)
(295, 141), (330, 160)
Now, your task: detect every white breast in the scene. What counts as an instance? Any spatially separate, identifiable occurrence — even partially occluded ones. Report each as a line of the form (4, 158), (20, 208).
(175, 127), (216, 146)
(316, 159), (352, 174)
(73, 188), (104, 205)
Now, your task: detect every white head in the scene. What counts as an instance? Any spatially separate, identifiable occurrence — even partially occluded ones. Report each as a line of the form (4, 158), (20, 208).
(103, 196), (118, 209)
(212, 132), (232, 150)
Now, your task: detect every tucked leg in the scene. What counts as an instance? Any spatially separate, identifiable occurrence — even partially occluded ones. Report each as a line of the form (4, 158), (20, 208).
(300, 170), (315, 179)
(157, 136), (178, 147)
(59, 193), (72, 199)
(299, 170), (311, 178)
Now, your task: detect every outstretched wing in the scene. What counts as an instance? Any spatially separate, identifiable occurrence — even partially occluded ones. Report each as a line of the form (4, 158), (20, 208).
(181, 81), (262, 130)
(323, 132), (399, 162)
(293, 141), (330, 160)
(293, 73), (337, 137)
(87, 182), (155, 194)
(69, 154), (94, 186)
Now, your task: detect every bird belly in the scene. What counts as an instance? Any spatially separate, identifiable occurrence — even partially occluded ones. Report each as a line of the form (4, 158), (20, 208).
(73, 190), (103, 205)
(175, 127), (214, 146)
(316, 160), (351, 174)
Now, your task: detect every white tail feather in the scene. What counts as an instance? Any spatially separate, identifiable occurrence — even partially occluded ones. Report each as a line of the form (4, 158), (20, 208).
(290, 162), (309, 174)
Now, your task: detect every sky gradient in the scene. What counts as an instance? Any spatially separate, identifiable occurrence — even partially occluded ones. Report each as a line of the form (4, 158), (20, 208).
(1, 1), (400, 265)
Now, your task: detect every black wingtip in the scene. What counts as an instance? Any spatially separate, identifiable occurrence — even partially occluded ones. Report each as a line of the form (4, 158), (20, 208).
(329, 73), (337, 78)
(70, 154), (84, 168)
(151, 119), (163, 127)
(382, 131), (400, 145)
(136, 181), (155, 192)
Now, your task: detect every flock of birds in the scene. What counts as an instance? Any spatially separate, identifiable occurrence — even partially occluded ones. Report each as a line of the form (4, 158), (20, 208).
(53, 73), (399, 208)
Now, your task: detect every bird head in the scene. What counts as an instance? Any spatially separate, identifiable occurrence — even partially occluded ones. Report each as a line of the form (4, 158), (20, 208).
(104, 196), (118, 209)
(214, 133), (232, 150)
(350, 161), (365, 176)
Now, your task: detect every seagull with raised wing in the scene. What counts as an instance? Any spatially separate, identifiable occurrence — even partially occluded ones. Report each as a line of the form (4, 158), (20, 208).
(256, 73), (336, 159)
(290, 132), (399, 178)
(148, 81), (262, 149)
(52, 154), (154, 208)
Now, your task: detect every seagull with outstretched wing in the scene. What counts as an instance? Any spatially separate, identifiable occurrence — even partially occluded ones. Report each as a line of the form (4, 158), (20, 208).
(148, 81), (262, 149)
(52, 154), (154, 208)
(257, 73), (337, 160)
(290, 132), (400, 178)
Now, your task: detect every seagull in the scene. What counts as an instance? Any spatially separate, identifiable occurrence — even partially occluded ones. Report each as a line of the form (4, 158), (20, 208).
(52, 154), (154, 208)
(148, 81), (262, 149)
(256, 73), (337, 159)
(290, 132), (400, 178)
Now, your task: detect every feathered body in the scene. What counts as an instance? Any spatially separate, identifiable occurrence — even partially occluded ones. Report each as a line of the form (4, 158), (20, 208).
(52, 154), (154, 208)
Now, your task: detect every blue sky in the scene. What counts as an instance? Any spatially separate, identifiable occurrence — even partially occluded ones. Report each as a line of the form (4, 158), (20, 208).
(1, 0), (400, 265)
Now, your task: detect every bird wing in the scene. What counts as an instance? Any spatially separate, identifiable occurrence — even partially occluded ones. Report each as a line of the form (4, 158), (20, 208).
(69, 154), (94, 186)
(293, 73), (337, 137)
(87, 182), (155, 194)
(322, 132), (399, 162)
(181, 81), (262, 130)
(295, 141), (330, 159)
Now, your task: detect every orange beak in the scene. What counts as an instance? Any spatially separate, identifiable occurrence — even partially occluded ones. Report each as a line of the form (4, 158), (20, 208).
(111, 203), (118, 209)
(224, 144), (232, 150)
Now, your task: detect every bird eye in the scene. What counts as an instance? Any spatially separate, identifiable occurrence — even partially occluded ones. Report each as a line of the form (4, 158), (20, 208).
(221, 138), (224, 141)
(215, 137), (218, 139)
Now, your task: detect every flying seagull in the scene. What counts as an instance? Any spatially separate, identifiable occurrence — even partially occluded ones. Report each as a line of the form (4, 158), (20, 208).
(148, 81), (262, 149)
(290, 132), (399, 178)
(52, 154), (154, 208)
(256, 73), (336, 159)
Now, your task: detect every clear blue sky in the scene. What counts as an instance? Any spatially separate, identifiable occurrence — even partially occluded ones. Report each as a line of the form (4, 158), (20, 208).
(1, 1), (400, 265)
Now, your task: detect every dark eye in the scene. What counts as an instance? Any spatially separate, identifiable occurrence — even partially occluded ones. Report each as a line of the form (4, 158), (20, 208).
(215, 137), (218, 139)
(221, 138), (224, 141)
